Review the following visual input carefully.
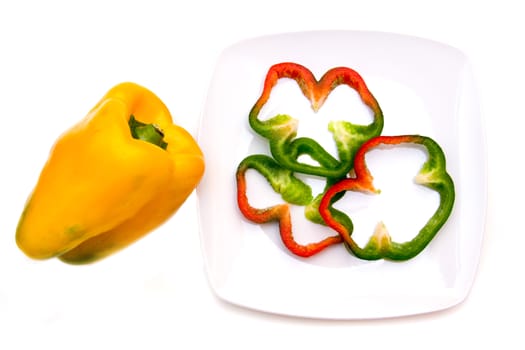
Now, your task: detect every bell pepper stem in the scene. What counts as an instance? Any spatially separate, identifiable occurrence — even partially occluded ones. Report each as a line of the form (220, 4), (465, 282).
(129, 115), (168, 150)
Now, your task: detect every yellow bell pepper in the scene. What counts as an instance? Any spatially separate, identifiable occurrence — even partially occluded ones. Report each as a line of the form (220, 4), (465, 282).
(16, 82), (205, 264)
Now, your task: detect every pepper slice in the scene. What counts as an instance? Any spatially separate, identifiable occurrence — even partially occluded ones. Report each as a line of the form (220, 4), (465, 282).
(249, 62), (384, 179)
(16, 82), (205, 264)
(236, 154), (342, 257)
(319, 135), (455, 261)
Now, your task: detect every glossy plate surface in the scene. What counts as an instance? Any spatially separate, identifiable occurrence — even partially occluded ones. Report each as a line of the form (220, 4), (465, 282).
(196, 31), (486, 319)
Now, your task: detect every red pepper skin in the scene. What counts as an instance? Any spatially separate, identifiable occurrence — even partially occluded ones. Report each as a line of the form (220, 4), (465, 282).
(319, 135), (455, 261)
(236, 155), (342, 257)
(249, 62), (384, 179)
(250, 62), (380, 118)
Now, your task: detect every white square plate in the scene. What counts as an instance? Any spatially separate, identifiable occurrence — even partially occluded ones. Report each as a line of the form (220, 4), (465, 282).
(196, 31), (486, 319)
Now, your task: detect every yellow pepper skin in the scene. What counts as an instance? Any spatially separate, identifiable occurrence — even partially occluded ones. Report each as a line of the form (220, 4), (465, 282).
(16, 82), (205, 264)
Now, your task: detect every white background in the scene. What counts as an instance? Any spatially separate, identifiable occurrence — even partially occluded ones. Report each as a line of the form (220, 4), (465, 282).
(0, 0), (522, 348)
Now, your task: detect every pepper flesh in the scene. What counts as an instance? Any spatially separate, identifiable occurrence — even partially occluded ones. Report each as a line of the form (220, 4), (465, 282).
(16, 82), (205, 264)
(249, 62), (384, 179)
(319, 135), (455, 261)
(236, 155), (342, 257)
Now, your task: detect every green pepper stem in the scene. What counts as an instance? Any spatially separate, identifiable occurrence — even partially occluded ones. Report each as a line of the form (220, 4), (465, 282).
(128, 115), (168, 150)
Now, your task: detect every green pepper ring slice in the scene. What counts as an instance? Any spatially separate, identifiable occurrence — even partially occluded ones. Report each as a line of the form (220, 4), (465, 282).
(319, 135), (455, 261)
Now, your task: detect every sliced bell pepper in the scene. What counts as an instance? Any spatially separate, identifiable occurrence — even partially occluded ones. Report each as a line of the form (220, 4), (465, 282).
(248, 62), (384, 179)
(236, 154), (342, 257)
(319, 135), (455, 261)
(16, 82), (205, 264)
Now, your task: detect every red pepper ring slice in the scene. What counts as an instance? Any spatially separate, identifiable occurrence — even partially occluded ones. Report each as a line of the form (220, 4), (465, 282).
(249, 62), (384, 179)
(319, 135), (455, 261)
(236, 155), (343, 258)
